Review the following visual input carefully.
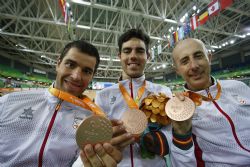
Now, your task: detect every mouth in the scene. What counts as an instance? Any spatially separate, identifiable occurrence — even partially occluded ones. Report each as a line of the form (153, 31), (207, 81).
(64, 80), (83, 93)
(189, 71), (203, 80)
(127, 63), (140, 68)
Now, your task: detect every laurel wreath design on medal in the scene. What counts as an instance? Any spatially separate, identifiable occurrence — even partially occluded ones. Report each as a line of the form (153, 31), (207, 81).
(75, 115), (113, 148)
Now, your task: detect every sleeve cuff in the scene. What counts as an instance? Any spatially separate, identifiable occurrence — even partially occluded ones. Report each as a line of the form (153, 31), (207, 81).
(172, 128), (193, 150)
(141, 130), (169, 157)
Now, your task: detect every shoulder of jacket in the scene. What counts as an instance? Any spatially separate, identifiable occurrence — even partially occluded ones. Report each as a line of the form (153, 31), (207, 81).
(220, 79), (246, 88)
(97, 84), (119, 95)
(6, 89), (47, 99)
(146, 81), (171, 90)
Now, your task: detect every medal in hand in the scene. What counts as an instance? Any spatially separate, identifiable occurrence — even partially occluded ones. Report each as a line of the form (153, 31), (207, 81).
(165, 96), (195, 121)
(75, 115), (113, 148)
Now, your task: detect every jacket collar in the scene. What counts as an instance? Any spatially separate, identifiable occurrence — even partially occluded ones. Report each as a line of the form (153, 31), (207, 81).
(120, 74), (145, 86)
(184, 76), (218, 96)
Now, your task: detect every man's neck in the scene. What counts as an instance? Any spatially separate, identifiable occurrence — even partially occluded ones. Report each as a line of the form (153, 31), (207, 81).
(186, 77), (214, 91)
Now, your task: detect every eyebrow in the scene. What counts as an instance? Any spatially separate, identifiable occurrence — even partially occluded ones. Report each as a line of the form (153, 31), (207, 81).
(65, 58), (94, 72)
(179, 56), (189, 62)
(122, 47), (145, 51)
(65, 59), (77, 64)
(193, 50), (204, 55)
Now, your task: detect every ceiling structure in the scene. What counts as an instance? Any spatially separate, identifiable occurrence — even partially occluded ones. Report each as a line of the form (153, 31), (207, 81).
(0, 0), (250, 81)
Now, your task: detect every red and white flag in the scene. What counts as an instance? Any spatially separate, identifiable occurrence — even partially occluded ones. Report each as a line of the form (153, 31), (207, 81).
(190, 15), (198, 30)
(208, 0), (220, 16)
(220, 0), (233, 10)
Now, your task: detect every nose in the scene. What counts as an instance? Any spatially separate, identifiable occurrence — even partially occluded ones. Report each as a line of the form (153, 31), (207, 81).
(130, 49), (137, 59)
(71, 67), (82, 81)
(190, 59), (199, 70)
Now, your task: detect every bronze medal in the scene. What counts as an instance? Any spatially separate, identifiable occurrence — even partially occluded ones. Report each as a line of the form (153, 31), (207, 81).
(165, 96), (195, 121)
(75, 115), (113, 148)
(121, 109), (148, 136)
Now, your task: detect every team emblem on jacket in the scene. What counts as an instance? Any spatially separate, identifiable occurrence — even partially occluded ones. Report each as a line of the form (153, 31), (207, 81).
(110, 96), (116, 104)
(232, 95), (247, 105)
(19, 107), (34, 120)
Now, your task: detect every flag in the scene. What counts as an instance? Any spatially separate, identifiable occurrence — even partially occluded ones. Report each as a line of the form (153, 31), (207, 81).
(178, 26), (184, 40)
(198, 9), (209, 25)
(173, 31), (178, 43)
(208, 0), (220, 16)
(151, 48), (155, 60)
(183, 22), (191, 37)
(157, 45), (162, 54)
(190, 15), (198, 30)
(170, 34), (174, 47)
(220, 0), (233, 10)
(64, 5), (69, 23)
(59, 0), (66, 18)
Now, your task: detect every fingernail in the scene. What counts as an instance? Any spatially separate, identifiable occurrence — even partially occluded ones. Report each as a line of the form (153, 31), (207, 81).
(120, 125), (125, 130)
(126, 133), (132, 137)
(117, 120), (123, 124)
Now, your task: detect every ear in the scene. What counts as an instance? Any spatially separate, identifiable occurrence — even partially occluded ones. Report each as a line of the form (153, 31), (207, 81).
(208, 53), (212, 64)
(56, 59), (61, 72)
(146, 51), (151, 61)
(172, 56), (180, 75)
(118, 53), (121, 60)
(173, 64), (180, 76)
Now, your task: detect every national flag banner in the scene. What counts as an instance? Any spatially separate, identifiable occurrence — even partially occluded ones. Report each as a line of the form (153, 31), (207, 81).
(220, 0), (233, 10)
(151, 48), (155, 60)
(170, 34), (174, 47)
(59, 0), (66, 17)
(198, 9), (209, 25)
(208, 0), (220, 16)
(157, 45), (162, 54)
(178, 26), (184, 40)
(173, 31), (178, 43)
(64, 5), (69, 23)
(190, 15), (198, 30)
(183, 22), (191, 37)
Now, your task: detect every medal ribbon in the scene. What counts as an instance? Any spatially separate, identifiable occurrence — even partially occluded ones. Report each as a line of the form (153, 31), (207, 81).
(119, 80), (146, 109)
(48, 87), (106, 117)
(184, 82), (221, 106)
(120, 80), (146, 167)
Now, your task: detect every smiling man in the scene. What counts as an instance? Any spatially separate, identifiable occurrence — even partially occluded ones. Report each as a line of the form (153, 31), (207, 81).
(0, 40), (122, 167)
(73, 29), (196, 167)
(172, 38), (250, 166)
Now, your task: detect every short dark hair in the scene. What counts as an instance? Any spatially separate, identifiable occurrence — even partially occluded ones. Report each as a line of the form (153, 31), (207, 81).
(59, 40), (100, 73)
(118, 28), (150, 54)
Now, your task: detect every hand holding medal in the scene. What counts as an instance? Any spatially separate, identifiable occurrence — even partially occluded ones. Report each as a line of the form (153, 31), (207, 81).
(140, 92), (196, 125)
(48, 87), (113, 149)
(74, 97), (113, 148)
(76, 115), (113, 148)
(119, 81), (148, 137)
(165, 95), (195, 121)
(120, 108), (148, 137)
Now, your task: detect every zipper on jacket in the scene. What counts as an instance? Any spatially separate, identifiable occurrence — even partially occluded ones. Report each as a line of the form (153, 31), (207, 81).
(38, 100), (63, 167)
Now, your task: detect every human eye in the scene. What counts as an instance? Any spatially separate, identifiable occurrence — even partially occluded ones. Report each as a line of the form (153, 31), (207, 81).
(65, 61), (75, 68)
(180, 58), (188, 65)
(195, 54), (203, 58)
(137, 48), (145, 54)
(194, 52), (204, 59)
(83, 68), (93, 75)
(122, 48), (131, 54)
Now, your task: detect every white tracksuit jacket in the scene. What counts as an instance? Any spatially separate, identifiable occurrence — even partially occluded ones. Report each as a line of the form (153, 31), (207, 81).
(187, 79), (250, 167)
(0, 89), (92, 167)
(94, 75), (195, 167)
